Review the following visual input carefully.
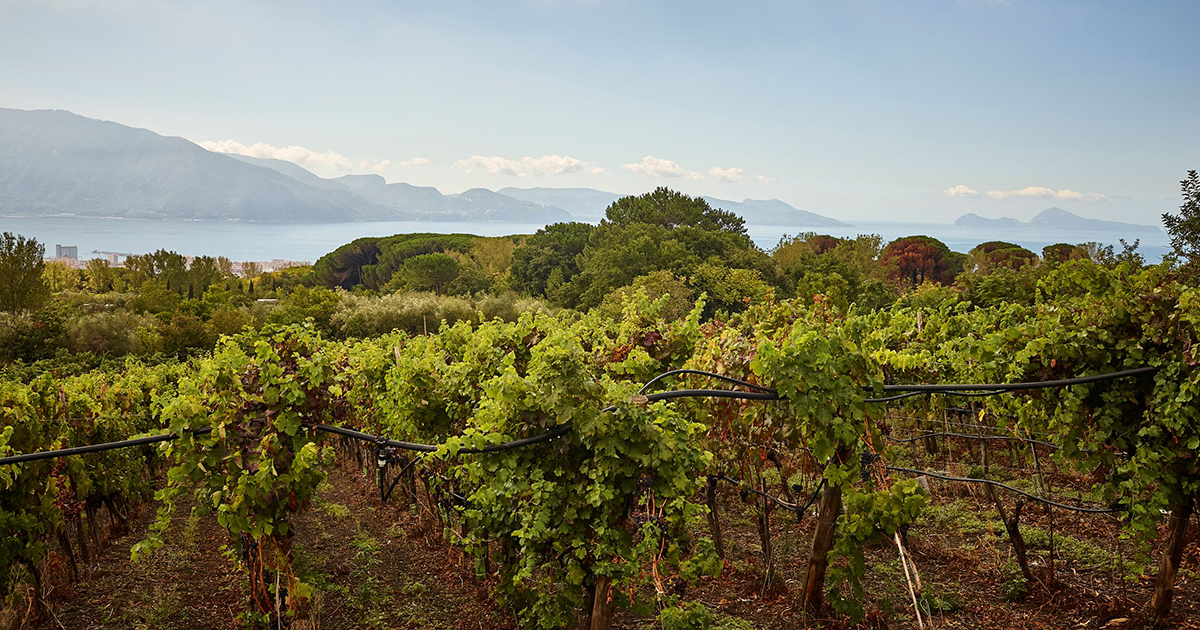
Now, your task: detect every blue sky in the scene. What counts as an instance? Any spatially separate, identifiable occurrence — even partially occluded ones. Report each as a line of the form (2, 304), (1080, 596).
(1, 0), (1197, 223)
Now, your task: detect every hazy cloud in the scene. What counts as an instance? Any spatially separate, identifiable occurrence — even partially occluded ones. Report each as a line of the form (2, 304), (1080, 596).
(943, 184), (981, 198)
(453, 155), (523, 176)
(752, 175), (777, 184)
(397, 157), (430, 167)
(522, 154), (605, 176)
(623, 155), (703, 180)
(200, 139), (387, 173)
(453, 154), (602, 177)
(708, 166), (744, 183)
(985, 186), (1111, 202)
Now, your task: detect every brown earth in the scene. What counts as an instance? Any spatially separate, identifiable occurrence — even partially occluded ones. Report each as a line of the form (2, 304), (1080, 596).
(23, 443), (1200, 630)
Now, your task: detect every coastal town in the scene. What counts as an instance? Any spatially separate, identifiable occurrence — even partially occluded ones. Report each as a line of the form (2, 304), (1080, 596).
(43, 243), (309, 276)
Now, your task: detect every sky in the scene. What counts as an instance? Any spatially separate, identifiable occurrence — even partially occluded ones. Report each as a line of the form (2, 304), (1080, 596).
(1, 0), (1197, 224)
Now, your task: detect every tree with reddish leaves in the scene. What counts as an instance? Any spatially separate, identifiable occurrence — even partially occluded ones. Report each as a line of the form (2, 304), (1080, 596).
(970, 241), (1038, 271)
(881, 236), (958, 286)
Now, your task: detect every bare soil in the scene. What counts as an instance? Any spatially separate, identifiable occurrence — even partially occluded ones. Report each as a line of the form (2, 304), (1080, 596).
(25, 444), (1200, 630)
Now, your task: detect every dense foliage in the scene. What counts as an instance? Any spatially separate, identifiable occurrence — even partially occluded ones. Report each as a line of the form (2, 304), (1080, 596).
(3, 181), (1199, 628)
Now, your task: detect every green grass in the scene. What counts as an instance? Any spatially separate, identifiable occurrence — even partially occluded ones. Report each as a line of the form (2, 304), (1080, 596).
(120, 586), (184, 630)
(317, 499), (351, 519)
(1009, 525), (1115, 570)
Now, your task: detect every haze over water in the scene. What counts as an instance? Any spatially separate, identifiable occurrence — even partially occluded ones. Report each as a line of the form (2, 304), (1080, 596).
(0, 217), (1169, 264)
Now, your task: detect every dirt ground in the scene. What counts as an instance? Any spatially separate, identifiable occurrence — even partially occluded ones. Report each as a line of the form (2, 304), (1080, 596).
(24, 450), (1200, 630)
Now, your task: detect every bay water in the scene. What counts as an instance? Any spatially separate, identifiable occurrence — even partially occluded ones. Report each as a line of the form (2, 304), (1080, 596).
(0, 216), (1169, 264)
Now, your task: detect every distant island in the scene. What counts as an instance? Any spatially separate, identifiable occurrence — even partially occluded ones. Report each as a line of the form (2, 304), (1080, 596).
(0, 107), (846, 228)
(954, 207), (1161, 233)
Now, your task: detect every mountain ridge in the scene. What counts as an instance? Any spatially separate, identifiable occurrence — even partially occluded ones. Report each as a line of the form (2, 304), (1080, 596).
(955, 208), (1160, 232)
(0, 109), (570, 224)
(499, 187), (849, 228)
(1, 107), (846, 228)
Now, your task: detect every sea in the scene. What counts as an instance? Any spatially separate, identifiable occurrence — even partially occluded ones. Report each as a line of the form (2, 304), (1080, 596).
(0, 217), (1170, 264)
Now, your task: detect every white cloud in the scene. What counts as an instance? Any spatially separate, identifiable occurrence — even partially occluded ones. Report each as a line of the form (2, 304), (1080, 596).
(397, 157), (430, 167)
(453, 154), (603, 177)
(985, 186), (1110, 202)
(454, 155), (524, 176)
(943, 184), (981, 198)
(752, 175), (776, 184)
(622, 155), (703, 180)
(200, 139), (388, 174)
(522, 154), (605, 176)
(708, 166), (744, 183)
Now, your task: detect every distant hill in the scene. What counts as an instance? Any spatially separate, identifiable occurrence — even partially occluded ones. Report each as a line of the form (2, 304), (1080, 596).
(1028, 207), (1159, 232)
(0, 108), (570, 224)
(498, 187), (623, 221)
(702, 197), (849, 228)
(236, 158), (570, 223)
(954, 213), (1024, 228)
(0, 108), (397, 222)
(500, 187), (849, 227)
(0, 107), (842, 227)
(954, 208), (1160, 233)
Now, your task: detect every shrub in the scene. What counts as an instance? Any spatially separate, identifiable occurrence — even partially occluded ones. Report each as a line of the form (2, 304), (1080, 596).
(332, 292), (475, 338)
(331, 291), (551, 338)
(66, 310), (158, 356)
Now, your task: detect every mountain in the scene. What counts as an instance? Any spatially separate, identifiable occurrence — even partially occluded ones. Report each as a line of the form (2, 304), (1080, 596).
(1028, 207), (1159, 232)
(0, 108), (399, 222)
(702, 197), (849, 228)
(236, 155), (570, 223)
(953, 208), (1160, 233)
(229, 154), (350, 190)
(444, 188), (571, 223)
(499, 187), (849, 227)
(954, 213), (1023, 228)
(498, 187), (622, 221)
(0, 108), (571, 224)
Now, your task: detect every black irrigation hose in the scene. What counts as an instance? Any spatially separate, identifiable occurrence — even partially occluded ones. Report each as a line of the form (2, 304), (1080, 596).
(876, 365), (1156, 393)
(864, 389), (1008, 403)
(709, 474), (826, 524)
(600, 388), (778, 413)
(638, 369), (776, 396)
(0, 427), (213, 465)
(711, 474), (800, 511)
(885, 431), (1061, 451)
(312, 422), (574, 455)
(0, 366), (1157, 464)
(376, 450), (420, 503)
(887, 465), (1123, 514)
(864, 391), (927, 403)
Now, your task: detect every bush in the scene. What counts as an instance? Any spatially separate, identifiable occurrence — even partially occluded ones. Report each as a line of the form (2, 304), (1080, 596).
(158, 313), (213, 356)
(332, 292), (476, 338)
(66, 310), (158, 356)
(476, 291), (551, 322)
(331, 291), (551, 338)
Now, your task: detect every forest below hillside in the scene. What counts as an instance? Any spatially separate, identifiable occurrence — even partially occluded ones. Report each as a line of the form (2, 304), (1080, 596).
(0, 187), (1153, 376)
(0, 175), (1198, 630)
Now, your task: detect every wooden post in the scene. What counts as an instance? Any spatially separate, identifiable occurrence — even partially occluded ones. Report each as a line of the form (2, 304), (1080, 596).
(1150, 496), (1195, 626)
(802, 481), (843, 614)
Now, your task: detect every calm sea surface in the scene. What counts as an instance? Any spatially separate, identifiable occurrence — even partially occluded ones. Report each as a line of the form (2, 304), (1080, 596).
(0, 217), (1169, 263)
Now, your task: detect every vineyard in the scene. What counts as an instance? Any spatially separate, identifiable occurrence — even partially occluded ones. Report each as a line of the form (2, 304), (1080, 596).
(2, 259), (1199, 629)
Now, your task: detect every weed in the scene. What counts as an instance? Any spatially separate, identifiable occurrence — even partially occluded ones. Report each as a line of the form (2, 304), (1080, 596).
(922, 585), (963, 613)
(1001, 577), (1028, 602)
(317, 500), (351, 519)
(401, 580), (427, 597)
